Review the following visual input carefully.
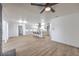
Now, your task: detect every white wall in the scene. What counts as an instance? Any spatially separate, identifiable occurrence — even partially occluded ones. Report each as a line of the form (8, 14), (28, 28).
(8, 23), (27, 37)
(8, 22), (18, 37)
(50, 13), (79, 48)
(2, 20), (8, 43)
(22, 24), (26, 35)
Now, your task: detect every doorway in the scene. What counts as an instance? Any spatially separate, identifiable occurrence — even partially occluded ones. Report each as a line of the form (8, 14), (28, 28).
(18, 25), (23, 36)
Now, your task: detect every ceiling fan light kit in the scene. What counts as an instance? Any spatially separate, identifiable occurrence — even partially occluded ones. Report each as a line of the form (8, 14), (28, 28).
(45, 7), (51, 11)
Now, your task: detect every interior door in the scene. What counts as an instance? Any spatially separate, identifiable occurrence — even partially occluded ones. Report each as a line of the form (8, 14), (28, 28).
(18, 25), (23, 36)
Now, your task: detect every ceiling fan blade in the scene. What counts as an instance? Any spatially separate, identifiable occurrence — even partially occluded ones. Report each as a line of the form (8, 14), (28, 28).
(40, 8), (45, 14)
(31, 3), (45, 6)
(51, 8), (55, 13)
(51, 3), (58, 6)
(46, 3), (58, 6)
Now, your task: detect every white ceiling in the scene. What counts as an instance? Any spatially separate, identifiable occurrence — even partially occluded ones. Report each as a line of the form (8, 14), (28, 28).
(2, 3), (79, 23)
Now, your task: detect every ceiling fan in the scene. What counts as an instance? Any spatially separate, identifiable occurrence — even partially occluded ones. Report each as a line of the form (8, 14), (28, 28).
(31, 3), (58, 14)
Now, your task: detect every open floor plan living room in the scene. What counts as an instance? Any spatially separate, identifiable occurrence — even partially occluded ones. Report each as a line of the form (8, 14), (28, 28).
(2, 3), (79, 56)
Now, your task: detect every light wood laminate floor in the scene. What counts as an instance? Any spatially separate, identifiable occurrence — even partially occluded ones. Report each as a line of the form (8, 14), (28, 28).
(2, 35), (79, 56)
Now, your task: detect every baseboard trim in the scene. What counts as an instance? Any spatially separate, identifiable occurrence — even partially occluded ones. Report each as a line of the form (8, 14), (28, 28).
(51, 39), (79, 49)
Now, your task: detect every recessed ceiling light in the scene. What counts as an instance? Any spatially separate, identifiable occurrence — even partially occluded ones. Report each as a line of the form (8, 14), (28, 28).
(23, 20), (28, 24)
(17, 19), (28, 24)
(18, 20), (23, 23)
